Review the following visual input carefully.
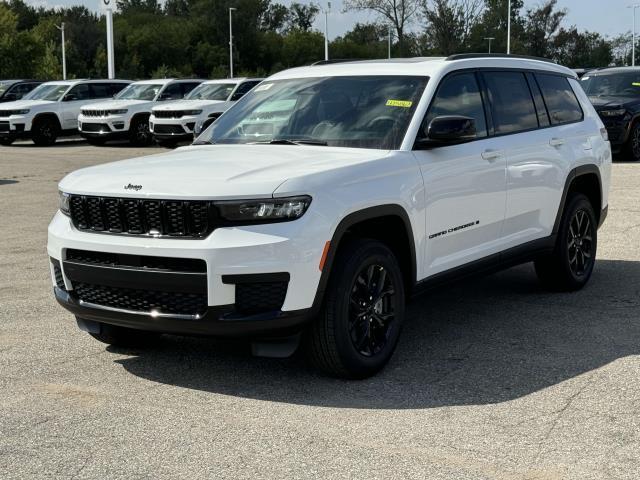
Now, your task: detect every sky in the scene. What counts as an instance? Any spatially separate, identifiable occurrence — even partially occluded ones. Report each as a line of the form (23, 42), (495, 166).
(23, 0), (634, 41)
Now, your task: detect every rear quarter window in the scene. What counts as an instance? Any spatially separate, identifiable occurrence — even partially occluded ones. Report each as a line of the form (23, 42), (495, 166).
(535, 74), (583, 125)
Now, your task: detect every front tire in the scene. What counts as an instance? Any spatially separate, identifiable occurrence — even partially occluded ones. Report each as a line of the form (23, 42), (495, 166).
(129, 116), (153, 146)
(625, 121), (640, 161)
(32, 118), (59, 146)
(535, 193), (597, 291)
(306, 239), (405, 379)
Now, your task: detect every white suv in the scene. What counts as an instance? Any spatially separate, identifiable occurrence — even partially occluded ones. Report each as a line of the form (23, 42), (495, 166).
(0, 79), (130, 146)
(78, 79), (203, 146)
(48, 55), (611, 378)
(150, 78), (263, 146)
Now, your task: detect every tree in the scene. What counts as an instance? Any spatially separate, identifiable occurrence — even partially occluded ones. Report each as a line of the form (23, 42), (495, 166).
(287, 2), (319, 32)
(552, 28), (612, 68)
(522, 0), (566, 58)
(468, 0), (524, 54)
(344, 0), (420, 55)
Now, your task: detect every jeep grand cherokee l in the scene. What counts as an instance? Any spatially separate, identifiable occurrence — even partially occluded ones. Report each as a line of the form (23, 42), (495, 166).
(49, 55), (611, 378)
(581, 67), (640, 160)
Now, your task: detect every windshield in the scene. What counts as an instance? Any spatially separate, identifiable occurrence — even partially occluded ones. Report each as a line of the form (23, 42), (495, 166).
(0, 81), (17, 95)
(196, 76), (429, 150)
(581, 72), (640, 97)
(187, 83), (236, 101)
(116, 83), (164, 101)
(24, 83), (69, 101)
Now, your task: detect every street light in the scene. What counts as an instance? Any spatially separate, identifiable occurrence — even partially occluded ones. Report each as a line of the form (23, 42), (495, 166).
(55, 22), (66, 80)
(229, 7), (236, 78)
(628, 4), (640, 66)
(388, 25), (392, 59)
(323, 2), (331, 61)
(103, 0), (115, 79)
(484, 37), (495, 54)
(507, 0), (511, 54)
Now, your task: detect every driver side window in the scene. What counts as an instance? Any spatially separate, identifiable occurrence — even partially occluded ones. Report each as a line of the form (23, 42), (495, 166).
(422, 73), (487, 139)
(66, 84), (91, 101)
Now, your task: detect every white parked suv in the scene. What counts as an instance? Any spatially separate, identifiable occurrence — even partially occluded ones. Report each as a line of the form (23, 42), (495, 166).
(78, 79), (203, 146)
(149, 78), (263, 146)
(49, 55), (611, 378)
(0, 79), (130, 146)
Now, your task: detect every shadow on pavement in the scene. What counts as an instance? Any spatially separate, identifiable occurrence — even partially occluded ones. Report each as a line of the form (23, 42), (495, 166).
(114, 259), (640, 409)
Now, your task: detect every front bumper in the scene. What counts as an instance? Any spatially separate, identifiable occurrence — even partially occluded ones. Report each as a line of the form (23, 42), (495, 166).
(78, 115), (130, 139)
(599, 115), (631, 152)
(0, 117), (28, 139)
(150, 115), (198, 140)
(48, 210), (328, 337)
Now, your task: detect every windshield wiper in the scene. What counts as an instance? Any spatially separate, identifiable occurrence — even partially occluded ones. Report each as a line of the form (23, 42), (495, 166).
(250, 138), (328, 146)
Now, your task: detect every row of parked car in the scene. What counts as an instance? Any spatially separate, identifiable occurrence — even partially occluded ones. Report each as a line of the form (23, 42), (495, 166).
(0, 77), (262, 147)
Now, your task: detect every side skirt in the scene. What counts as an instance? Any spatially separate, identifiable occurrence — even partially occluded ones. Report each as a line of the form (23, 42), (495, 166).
(411, 235), (556, 297)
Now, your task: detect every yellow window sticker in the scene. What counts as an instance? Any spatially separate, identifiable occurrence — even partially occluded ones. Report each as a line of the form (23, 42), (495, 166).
(386, 99), (413, 108)
(633, 82), (640, 87)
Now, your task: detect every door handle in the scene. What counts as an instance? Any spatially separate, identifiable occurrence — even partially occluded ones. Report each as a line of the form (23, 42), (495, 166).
(549, 137), (565, 147)
(481, 149), (502, 161)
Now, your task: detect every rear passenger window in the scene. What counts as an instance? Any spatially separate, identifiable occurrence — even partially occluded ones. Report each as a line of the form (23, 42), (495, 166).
(424, 72), (487, 138)
(110, 83), (127, 96)
(90, 83), (111, 99)
(483, 71), (538, 134)
(181, 82), (200, 96)
(535, 74), (583, 125)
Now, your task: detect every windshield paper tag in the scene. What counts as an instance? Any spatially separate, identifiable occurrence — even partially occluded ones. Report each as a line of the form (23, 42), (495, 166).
(386, 99), (413, 108)
(254, 83), (273, 92)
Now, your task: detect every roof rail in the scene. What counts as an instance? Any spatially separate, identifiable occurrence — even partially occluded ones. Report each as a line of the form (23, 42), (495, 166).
(446, 53), (556, 64)
(311, 59), (360, 66)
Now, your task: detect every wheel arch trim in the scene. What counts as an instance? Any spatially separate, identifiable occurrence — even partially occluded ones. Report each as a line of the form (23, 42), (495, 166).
(552, 164), (602, 234)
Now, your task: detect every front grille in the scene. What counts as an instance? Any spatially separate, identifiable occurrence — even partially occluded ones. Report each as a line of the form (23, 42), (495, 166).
(74, 282), (207, 316)
(235, 281), (288, 314)
(0, 111), (13, 117)
(69, 195), (211, 238)
(154, 110), (185, 119)
(81, 123), (111, 133)
(153, 124), (185, 134)
(66, 249), (206, 273)
(0, 121), (9, 132)
(82, 110), (108, 118)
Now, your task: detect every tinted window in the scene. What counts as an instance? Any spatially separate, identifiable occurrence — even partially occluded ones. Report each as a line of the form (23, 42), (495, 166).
(66, 84), (91, 101)
(424, 72), (487, 138)
(161, 83), (183, 100)
(90, 83), (111, 99)
(483, 71), (538, 134)
(110, 83), (128, 96)
(525, 73), (550, 127)
(181, 82), (200, 96)
(235, 81), (260, 96)
(536, 74), (583, 125)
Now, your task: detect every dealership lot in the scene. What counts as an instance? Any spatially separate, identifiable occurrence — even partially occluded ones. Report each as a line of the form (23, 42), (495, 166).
(1, 141), (639, 479)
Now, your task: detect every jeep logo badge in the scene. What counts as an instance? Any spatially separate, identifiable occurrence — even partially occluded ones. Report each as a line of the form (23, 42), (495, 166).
(124, 183), (142, 191)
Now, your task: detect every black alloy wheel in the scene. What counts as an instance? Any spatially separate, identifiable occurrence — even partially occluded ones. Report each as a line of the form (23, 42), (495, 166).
(567, 209), (594, 277)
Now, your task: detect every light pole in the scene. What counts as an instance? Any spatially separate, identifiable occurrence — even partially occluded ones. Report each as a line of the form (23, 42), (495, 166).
(323, 2), (331, 61)
(484, 37), (495, 54)
(103, 0), (115, 79)
(388, 25), (392, 59)
(507, 0), (511, 54)
(629, 4), (640, 66)
(55, 22), (66, 80)
(229, 7), (236, 78)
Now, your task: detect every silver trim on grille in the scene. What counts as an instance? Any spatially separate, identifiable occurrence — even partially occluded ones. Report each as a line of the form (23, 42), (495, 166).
(77, 299), (202, 321)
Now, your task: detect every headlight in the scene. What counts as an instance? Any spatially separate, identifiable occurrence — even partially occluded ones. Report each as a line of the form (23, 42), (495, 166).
(600, 108), (626, 117)
(184, 110), (203, 115)
(59, 191), (71, 216)
(215, 196), (311, 224)
(10, 109), (29, 115)
(108, 109), (128, 115)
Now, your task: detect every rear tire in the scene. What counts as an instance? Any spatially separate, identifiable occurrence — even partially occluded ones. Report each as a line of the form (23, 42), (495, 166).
(84, 320), (160, 348)
(0, 137), (14, 146)
(129, 116), (153, 146)
(535, 193), (597, 291)
(32, 117), (59, 146)
(625, 121), (640, 161)
(305, 239), (405, 379)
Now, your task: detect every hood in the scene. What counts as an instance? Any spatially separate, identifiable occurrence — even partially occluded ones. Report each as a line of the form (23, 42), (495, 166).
(59, 144), (388, 199)
(0, 99), (54, 111)
(81, 99), (153, 111)
(152, 99), (225, 112)
(588, 95), (640, 110)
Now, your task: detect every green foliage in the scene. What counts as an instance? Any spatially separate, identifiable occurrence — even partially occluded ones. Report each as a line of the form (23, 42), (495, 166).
(0, 0), (627, 80)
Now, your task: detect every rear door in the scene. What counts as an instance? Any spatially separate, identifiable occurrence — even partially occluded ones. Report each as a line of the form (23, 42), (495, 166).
(60, 83), (92, 129)
(413, 71), (507, 276)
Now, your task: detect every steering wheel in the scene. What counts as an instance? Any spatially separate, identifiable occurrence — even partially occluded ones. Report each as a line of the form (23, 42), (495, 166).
(366, 115), (398, 131)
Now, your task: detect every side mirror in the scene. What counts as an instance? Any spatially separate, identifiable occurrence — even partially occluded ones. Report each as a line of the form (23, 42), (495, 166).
(416, 115), (477, 148)
(63, 94), (78, 102)
(4, 93), (18, 101)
